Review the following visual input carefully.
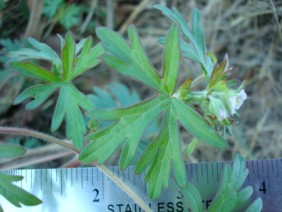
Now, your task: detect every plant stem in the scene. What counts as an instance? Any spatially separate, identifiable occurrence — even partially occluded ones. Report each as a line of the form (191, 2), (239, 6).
(0, 126), (152, 212)
(98, 164), (152, 212)
(0, 127), (78, 153)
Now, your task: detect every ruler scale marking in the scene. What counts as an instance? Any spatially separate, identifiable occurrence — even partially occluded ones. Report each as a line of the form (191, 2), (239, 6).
(266, 160), (271, 192)
(0, 159), (281, 211)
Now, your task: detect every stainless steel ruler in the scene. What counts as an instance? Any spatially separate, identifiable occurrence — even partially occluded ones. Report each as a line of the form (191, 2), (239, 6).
(0, 158), (281, 212)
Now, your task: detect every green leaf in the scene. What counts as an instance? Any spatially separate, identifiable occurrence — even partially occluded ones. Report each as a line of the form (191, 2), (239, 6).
(52, 83), (94, 149)
(192, 8), (206, 56)
(139, 105), (187, 198)
(245, 198), (263, 212)
(163, 25), (180, 94)
(80, 25), (227, 199)
(62, 32), (76, 80)
(0, 38), (23, 63)
(10, 32), (100, 150)
(88, 83), (157, 164)
(173, 98), (227, 148)
(0, 143), (26, 158)
(208, 154), (262, 212)
(184, 137), (198, 157)
(180, 181), (204, 212)
(0, 173), (42, 207)
(13, 84), (60, 110)
(8, 38), (61, 70)
(11, 62), (61, 83)
(80, 95), (170, 166)
(89, 82), (140, 109)
(43, 0), (63, 18)
(69, 42), (103, 80)
(154, 5), (214, 76)
(96, 26), (162, 93)
(58, 4), (82, 30)
(0, 68), (24, 115)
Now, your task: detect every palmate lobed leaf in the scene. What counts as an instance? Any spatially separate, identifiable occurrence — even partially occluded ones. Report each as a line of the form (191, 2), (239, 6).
(10, 32), (103, 149)
(96, 25), (162, 93)
(80, 95), (170, 166)
(80, 25), (227, 198)
(0, 173), (42, 208)
(208, 155), (262, 212)
(13, 83), (60, 110)
(51, 83), (93, 149)
(137, 104), (187, 198)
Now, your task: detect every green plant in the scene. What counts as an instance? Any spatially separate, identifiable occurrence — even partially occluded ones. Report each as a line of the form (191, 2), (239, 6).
(0, 38), (25, 115)
(0, 143), (42, 210)
(8, 33), (103, 150)
(42, 0), (83, 30)
(0, 5), (262, 212)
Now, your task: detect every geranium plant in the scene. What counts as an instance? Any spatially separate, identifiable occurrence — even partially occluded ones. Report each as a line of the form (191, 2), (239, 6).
(0, 5), (262, 212)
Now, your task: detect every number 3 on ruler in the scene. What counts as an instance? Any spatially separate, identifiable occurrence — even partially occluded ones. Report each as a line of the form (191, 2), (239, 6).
(92, 189), (100, 202)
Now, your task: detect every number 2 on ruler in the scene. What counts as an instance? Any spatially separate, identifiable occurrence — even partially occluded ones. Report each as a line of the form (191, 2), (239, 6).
(92, 189), (100, 202)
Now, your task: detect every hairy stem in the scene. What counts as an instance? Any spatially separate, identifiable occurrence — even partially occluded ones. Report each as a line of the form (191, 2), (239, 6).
(0, 126), (152, 212)
(0, 127), (78, 153)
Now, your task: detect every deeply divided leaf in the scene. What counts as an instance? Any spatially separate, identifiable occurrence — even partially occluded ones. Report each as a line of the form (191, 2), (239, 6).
(80, 95), (169, 166)
(208, 155), (262, 211)
(10, 32), (101, 149)
(80, 25), (227, 199)
(96, 26), (162, 93)
(137, 105), (187, 198)
(51, 83), (93, 149)
(0, 173), (42, 207)
(13, 84), (60, 110)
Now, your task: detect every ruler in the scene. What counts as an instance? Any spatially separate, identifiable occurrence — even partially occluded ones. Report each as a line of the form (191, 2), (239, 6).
(0, 158), (281, 212)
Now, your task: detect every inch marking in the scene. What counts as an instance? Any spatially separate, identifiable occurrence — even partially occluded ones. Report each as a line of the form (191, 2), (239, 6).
(257, 160), (260, 178)
(81, 168), (83, 189)
(60, 169), (63, 195)
(71, 168), (73, 187)
(1, 159), (282, 211)
(30, 170), (32, 188)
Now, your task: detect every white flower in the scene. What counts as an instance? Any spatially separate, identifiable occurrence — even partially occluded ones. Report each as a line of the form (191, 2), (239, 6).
(218, 107), (228, 121)
(208, 89), (247, 121)
(235, 89), (247, 110)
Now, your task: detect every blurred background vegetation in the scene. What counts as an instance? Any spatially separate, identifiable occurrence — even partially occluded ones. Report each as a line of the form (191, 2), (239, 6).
(0, 0), (281, 169)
